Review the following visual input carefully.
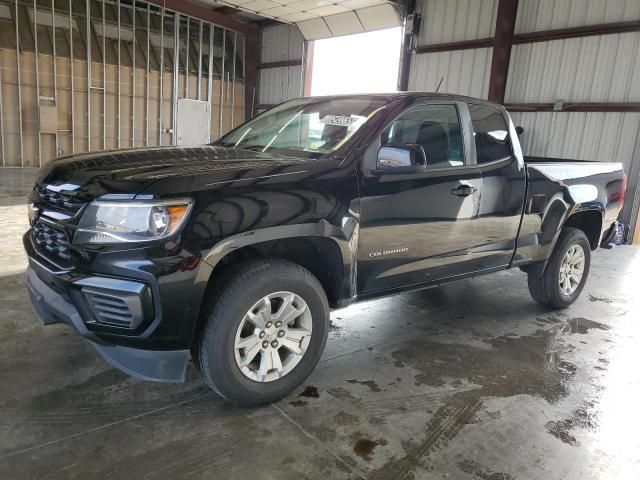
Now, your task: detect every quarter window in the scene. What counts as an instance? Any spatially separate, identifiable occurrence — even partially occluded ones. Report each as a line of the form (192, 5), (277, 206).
(468, 104), (512, 164)
(382, 104), (465, 168)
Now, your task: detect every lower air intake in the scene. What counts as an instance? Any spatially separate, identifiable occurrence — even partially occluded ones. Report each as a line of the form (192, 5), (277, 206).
(83, 289), (136, 328)
(74, 277), (153, 330)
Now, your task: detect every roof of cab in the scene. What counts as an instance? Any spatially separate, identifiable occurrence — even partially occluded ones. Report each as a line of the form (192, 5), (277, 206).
(295, 92), (505, 109)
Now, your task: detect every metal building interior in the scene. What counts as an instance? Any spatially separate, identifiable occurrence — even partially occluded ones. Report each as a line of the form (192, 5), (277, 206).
(1, 0), (640, 478)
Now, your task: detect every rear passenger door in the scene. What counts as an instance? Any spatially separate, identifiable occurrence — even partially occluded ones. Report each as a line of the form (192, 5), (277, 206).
(468, 104), (527, 269)
(357, 101), (484, 294)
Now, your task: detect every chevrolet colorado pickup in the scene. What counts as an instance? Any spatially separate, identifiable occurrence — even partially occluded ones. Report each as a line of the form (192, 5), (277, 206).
(25, 93), (626, 405)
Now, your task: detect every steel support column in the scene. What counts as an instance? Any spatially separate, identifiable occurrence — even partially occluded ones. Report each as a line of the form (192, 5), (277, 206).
(397, 1), (417, 92)
(488, 0), (519, 104)
(244, 31), (258, 121)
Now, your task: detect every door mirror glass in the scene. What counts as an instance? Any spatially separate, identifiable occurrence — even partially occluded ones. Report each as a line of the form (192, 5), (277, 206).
(376, 144), (427, 173)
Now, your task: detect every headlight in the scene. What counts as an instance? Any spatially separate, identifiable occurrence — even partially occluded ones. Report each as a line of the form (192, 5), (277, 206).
(74, 199), (193, 244)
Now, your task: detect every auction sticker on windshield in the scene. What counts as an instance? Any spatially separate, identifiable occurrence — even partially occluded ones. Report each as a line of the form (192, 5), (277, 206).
(320, 115), (356, 127)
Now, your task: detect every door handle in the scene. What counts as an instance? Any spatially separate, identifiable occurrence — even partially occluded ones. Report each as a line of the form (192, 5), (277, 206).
(451, 185), (477, 197)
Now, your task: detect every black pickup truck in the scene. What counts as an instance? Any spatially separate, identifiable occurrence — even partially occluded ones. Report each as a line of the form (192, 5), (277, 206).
(24, 93), (626, 405)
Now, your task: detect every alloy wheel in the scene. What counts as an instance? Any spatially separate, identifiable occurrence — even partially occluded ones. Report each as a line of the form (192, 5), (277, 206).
(233, 291), (312, 382)
(559, 244), (585, 296)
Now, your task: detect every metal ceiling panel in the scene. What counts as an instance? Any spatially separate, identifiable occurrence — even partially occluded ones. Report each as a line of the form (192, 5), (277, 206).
(324, 11), (364, 37)
(355, 4), (401, 31)
(297, 17), (333, 40)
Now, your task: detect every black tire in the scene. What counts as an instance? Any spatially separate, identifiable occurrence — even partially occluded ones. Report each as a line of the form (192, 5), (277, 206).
(527, 227), (591, 309)
(196, 258), (329, 406)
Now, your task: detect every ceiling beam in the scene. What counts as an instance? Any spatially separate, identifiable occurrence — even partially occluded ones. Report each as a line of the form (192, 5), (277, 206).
(215, 6), (242, 16)
(513, 20), (640, 44)
(414, 37), (494, 54)
(258, 59), (303, 69)
(145, 0), (257, 35)
(505, 102), (640, 113)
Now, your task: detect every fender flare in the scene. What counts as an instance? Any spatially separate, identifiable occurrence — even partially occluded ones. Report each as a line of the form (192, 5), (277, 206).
(189, 218), (359, 326)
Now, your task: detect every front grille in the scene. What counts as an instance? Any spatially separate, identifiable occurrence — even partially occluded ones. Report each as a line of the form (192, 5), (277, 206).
(37, 185), (86, 214)
(32, 221), (71, 261)
(83, 289), (135, 328)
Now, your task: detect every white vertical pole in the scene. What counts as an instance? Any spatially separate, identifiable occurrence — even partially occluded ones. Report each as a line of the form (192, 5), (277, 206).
(197, 20), (202, 100)
(86, 0), (91, 152)
(15, 0), (24, 167)
(132, 3), (136, 147)
(69, 0), (75, 154)
(52, 0), (59, 157)
(145, 4), (150, 146)
(158, 6), (164, 146)
(172, 12), (179, 145)
(117, 0), (121, 148)
(34, 0), (41, 165)
(185, 17), (189, 99)
(101, 0), (105, 149)
(219, 29), (225, 138)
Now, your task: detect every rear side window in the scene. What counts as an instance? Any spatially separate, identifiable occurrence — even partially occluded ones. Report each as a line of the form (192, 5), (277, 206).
(468, 104), (512, 164)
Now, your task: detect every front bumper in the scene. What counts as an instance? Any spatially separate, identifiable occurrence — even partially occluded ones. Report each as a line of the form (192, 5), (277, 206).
(26, 264), (190, 382)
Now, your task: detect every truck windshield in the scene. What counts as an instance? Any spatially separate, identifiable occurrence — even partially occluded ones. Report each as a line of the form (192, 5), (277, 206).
(216, 98), (387, 158)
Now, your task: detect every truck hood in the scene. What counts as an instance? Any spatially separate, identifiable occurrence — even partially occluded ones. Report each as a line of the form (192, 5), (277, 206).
(35, 146), (315, 198)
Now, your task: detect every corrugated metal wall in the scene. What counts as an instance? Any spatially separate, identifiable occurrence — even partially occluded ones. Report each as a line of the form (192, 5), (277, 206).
(418, 0), (497, 43)
(410, 48), (492, 98)
(510, 112), (640, 171)
(504, 1), (640, 165)
(257, 24), (304, 110)
(409, 0), (640, 232)
(506, 33), (640, 103)
(409, 0), (496, 96)
(515, 0), (640, 33)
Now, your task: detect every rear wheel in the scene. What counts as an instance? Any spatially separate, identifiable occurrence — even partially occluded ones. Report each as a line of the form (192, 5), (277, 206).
(196, 259), (329, 406)
(527, 227), (591, 309)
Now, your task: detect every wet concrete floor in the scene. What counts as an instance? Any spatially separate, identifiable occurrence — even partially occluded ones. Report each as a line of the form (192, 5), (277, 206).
(1, 168), (639, 479)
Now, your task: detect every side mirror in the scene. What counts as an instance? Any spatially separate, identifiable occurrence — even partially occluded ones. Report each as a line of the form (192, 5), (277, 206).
(515, 126), (524, 136)
(375, 144), (427, 174)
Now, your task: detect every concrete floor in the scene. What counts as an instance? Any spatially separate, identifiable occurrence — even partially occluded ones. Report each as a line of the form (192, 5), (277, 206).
(1, 167), (639, 479)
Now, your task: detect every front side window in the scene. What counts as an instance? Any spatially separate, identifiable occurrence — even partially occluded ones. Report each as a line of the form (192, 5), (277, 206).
(381, 104), (465, 168)
(217, 98), (387, 158)
(468, 104), (512, 164)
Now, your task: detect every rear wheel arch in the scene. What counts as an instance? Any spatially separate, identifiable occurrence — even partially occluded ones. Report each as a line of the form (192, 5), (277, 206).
(562, 208), (603, 250)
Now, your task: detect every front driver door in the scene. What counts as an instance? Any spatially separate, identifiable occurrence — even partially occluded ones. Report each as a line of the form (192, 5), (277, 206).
(357, 101), (483, 294)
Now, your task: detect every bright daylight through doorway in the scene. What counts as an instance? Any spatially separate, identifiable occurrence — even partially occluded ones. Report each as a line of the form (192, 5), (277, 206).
(310, 27), (403, 96)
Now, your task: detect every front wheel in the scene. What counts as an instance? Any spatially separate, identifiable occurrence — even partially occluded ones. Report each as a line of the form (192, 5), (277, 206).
(196, 259), (329, 406)
(527, 227), (591, 309)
